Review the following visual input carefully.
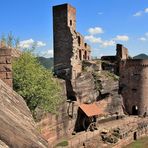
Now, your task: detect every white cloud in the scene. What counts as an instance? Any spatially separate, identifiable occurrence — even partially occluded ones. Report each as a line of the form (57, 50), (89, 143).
(145, 32), (148, 37)
(36, 41), (46, 47)
(139, 32), (148, 41)
(133, 11), (142, 17)
(98, 12), (103, 15)
(19, 39), (46, 49)
(19, 39), (34, 48)
(40, 49), (53, 58)
(145, 8), (148, 13)
(139, 37), (146, 41)
(47, 49), (53, 57)
(85, 34), (116, 48)
(84, 35), (102, 43)
(114, 35), (129, 41)
(133, 8), (148, 16)
(88, 27), (104, 35)
(101, 40), (115, 47)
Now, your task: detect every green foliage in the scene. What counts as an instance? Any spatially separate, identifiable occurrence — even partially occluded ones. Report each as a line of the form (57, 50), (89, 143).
(56, 140), (68, 147)
(125, 137), (148, 148)
(12, 51), (62, 114)
(1, 34), (6, 44)
(0, 32), (20, 48)
(101, 71), (119, 81)
(37, 57), (53, 69)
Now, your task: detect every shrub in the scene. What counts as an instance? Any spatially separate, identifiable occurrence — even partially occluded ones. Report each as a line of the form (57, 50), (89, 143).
(12, 51), (62, 114)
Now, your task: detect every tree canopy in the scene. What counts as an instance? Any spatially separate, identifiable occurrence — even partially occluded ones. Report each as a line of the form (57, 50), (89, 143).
(12, 51), (62, 114)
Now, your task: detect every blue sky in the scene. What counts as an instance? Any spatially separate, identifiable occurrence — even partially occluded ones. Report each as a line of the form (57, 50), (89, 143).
(0, 0), (148, 57)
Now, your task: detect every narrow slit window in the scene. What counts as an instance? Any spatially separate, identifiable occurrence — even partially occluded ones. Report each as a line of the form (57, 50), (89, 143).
(70, 20), (72, 26)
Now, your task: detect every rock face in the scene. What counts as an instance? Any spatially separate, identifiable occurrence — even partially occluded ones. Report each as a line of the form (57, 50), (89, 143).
(74, 72), (99, 103)
(0, 79), (48, 148)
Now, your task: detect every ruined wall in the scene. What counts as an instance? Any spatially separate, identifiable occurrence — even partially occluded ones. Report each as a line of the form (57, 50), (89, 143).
(119, 59), (148, 115)
(0, 47), (12, 87)
(116, 44), (128, 61)
(53, 3), (91, 80)
(53, 4), (73, 79)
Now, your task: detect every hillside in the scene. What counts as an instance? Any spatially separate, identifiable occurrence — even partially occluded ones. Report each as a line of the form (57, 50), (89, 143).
(133, 54), (148, 59)
(37, 57), (53, 69)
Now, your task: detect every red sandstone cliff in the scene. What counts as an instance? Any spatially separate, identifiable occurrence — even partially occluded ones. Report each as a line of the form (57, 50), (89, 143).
(0, 79), (48, 147)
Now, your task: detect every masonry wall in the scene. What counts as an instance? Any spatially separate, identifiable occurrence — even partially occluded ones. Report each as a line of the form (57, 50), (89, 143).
(0, 47), (12, 87)
(119, 59), (148, 115)
(116, 44), (128, 61)
(53, 4), (91, 80)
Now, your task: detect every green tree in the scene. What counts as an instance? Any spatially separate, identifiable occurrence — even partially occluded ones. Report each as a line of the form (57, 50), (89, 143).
(1, 32), (20, 49)
(1, 34), (6, 47)
(12, 51), (62, 114)
(7, 32), (14, 47)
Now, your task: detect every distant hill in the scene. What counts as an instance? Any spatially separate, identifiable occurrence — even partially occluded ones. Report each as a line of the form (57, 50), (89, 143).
(37, 57), (53, 69)
(133, 54), (148, 59)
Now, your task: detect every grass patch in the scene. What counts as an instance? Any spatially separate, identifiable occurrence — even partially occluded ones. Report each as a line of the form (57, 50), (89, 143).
(55, 140), (68, 147)
(125, 137), (148, 148)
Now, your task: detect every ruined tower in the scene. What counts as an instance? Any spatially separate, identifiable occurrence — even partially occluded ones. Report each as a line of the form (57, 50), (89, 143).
(119, 59), (148, 116)
(0, 47), (12, 87)
(116, 44), (128, 61)
(53, 4), (91, 80)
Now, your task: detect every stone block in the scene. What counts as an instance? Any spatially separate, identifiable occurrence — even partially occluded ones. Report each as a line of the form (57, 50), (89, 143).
(6, 72), (12, 79)
(3, 79), (13, 87)
(0, 64), (12, 72)
(0, 72), (6, 79)
(0, 48), (11, 56)
(6, 57), (11, 64)
(0, 57), (6, 64)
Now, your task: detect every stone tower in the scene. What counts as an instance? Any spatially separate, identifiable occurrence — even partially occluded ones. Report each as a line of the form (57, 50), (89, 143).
(53, 4), (91, 80)
(119, 59), (148, 115)
(0, 47), (12, 87)
(116, 44), (128, 61)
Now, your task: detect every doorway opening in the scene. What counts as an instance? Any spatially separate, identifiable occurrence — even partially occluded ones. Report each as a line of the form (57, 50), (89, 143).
(133, 132), (137, 140)
(132, 105), (138, 115)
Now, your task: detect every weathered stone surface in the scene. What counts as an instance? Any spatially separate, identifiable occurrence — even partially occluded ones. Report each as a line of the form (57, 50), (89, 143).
(120, 59), (148, 115)
(0, 79), (48, 148)
(0, 47), (12, 87)
(11, 48), (22, 58)
(53, 4), (91, 80)
(74, 72), (99, 103)
(0, 140), (9, 148)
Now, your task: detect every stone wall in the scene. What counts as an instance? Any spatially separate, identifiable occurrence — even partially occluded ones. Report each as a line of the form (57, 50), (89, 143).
(53, 3), (91, 80)
(116, 44), (128, 61)
(0, 47), (12, 87)
(119, 59), (148, 115)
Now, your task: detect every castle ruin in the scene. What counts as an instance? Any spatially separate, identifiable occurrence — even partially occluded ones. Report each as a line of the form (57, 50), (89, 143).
(120, 59), (148, 116)
(53, 4), (91, 80)
(102, 44), (148, 116)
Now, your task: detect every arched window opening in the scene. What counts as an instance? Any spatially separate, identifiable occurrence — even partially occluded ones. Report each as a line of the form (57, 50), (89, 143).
(84, 43), (87, 48)
(79, 50), (82, 60)
(84, 51), (87, 60)
(70, 20), (72, 26)
(78, 36), (81, 46)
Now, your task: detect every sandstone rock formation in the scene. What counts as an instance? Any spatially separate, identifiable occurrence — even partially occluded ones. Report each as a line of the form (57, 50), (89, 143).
(0, 79), (48, 148)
